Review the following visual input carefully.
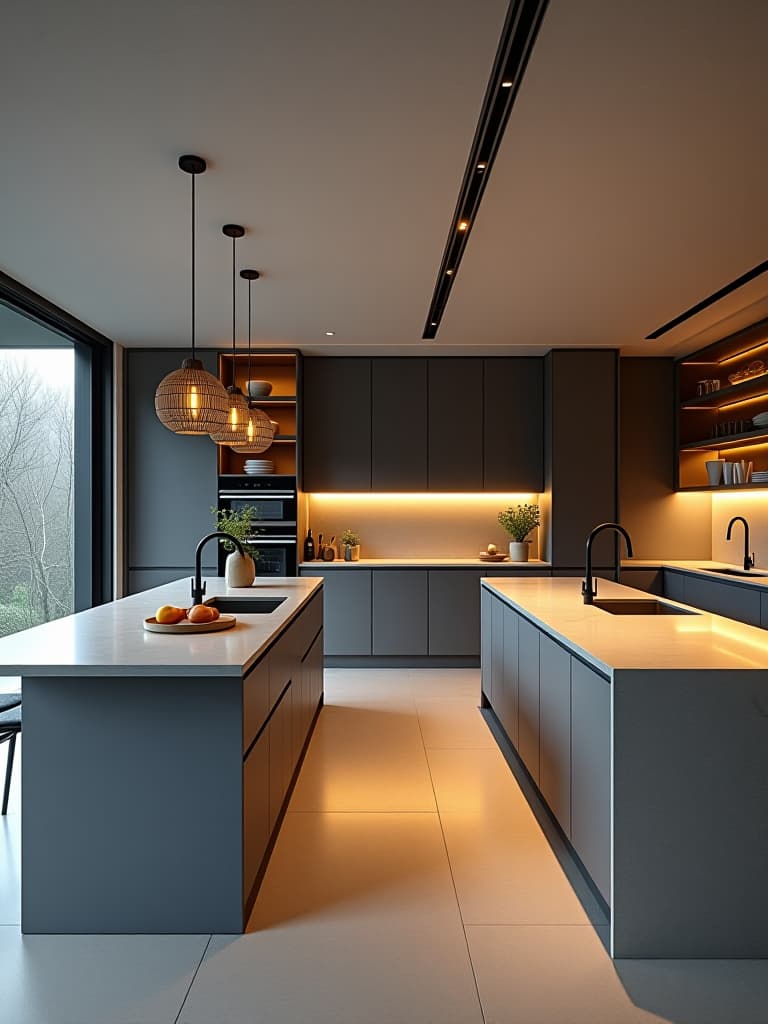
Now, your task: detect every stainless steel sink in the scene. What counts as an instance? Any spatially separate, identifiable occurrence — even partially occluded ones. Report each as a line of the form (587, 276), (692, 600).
(206, 596), (287, 614)
(593, 598), (698, 616)
(697, 567), (768, 578)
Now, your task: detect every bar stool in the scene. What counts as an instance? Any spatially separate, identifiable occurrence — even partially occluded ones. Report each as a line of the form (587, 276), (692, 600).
(0, 693), (21, 816)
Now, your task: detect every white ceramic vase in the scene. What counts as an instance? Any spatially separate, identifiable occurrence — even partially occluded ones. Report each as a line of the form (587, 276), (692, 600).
(225, 551), (256, 588)
(508, 541), (530, 562)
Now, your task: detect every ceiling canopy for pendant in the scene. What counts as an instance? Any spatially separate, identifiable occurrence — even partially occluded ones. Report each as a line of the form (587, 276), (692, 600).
(210, 224), (250, 446)
(231, 269), (276, 455)
(155, 155), (229, 435)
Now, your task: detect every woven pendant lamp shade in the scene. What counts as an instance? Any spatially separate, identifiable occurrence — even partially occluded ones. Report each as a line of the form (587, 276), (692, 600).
(231, 404), (275, 453)
(155, 359), (229, 434)
(210, 386), (250, 445)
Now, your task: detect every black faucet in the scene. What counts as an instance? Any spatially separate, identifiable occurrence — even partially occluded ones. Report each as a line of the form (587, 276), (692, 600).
(191, 531), (245, 606)
(582, 522), (634, 604)
(726, 516), (754, 571)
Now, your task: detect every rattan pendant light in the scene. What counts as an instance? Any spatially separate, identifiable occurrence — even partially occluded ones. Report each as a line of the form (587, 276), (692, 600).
(210, 224), (250, 446)
(231, 270), (276, 454)
(155, 156), (229, 434)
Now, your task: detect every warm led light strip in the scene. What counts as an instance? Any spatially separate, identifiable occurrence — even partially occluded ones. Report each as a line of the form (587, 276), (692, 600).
(309, 492), (537, 502)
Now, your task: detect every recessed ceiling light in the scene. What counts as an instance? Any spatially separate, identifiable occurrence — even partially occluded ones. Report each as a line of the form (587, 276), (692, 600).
(446, 269), (454, 276)
(457, 220), (469, 232)
(501, 80), (512, 88)
(477, 162), (487, 171)
(325, 331), (335, 336)
(431, 322), (437, 327)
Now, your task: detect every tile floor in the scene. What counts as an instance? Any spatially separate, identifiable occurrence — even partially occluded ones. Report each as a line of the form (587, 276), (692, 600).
(2, 668), (768, 1023)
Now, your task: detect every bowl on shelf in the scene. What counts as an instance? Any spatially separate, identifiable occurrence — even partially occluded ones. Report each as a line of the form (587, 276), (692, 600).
(751, 411), (768, 428)
(246, 379), (273, 398)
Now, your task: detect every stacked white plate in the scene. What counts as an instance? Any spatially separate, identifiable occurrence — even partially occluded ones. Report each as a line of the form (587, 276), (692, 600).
(751, 471), (768, 483)
(244, 459), (274, 475)
(752, 411), (768, 428)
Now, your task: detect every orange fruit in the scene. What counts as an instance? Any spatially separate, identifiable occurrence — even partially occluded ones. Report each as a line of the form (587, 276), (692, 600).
(208, 606), (221, 620)
(156, 605), (186, 625)
(187, 604), (216, 624)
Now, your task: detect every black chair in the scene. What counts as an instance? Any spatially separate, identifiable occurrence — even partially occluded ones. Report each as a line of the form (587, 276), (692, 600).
(0, 694), (21, 816)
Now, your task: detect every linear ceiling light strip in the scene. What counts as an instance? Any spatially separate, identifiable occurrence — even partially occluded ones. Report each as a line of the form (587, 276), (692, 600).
(422, 0), (549, 340)
(645, 260), (768, 340)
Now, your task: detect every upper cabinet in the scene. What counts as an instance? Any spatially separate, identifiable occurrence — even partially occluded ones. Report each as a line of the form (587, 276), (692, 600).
(677, 316), (768, 491)
(302, 356), (544, 493)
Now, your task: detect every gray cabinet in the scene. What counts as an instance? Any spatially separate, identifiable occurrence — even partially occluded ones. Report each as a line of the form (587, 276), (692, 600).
(372, 359), (427, 490)
(428, 570), (484, 656)
(517, 617), (540, 784)
(483, 358), (543, 491)
(243, 731), (269, 901)
(481, 587), (493, 701)
(428, 359), (483, 490)
(538, 634), (572, 837)
(126, 349), (218, 592)
(498, 603), (519, 746)
(664, 569), (687, 603)
(268, 688), (293, 832)
(372, 571), (428, 656)
(489, 594), (505, 705)
(683, 575), (761, 626)
(571, 658), (611, 903)
(243, 658), (270, 753)
(762, 593), (768, 629)
(618, 568), (663, 595)
(308, 570), (372, 656)
(302, 358), (371, 491)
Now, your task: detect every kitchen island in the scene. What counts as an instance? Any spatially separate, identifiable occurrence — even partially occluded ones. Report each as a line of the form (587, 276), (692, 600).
(0, 576), (324, 934)
(481, 575), (768, 959)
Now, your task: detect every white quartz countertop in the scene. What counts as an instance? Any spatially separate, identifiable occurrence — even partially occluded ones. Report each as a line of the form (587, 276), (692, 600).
(0, 576), (323, 678)
(299, 558), (551, 568)
(482, 576), (768, 675)
(621, 559), (768, 588)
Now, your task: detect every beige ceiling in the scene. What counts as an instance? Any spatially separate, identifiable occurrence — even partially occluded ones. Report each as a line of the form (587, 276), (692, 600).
(1, 0), (766, 357)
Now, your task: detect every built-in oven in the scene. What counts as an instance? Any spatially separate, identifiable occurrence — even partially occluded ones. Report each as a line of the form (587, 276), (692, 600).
(217, 475), (298, 577)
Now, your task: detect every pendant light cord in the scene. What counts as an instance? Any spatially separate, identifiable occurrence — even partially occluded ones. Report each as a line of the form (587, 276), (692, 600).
(231, 234), (237, 367)
(246, 278), (252, 388)
(191, 170), (196, 363)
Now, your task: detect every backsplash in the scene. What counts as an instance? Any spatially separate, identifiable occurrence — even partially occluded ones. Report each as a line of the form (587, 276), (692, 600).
(711, 491), (768, 568)
(305, 493), (542, 559)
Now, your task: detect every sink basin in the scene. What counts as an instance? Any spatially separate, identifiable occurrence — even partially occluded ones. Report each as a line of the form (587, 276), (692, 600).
(593, 598), (698, 616)
(206, 596), (287, 614)
(697, 567), (768, 578)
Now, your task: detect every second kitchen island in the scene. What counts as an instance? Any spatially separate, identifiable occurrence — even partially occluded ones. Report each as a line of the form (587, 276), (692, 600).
(481, 575), (768, 959)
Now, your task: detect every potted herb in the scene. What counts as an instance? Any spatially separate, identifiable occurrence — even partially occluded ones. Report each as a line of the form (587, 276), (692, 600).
(497, 503), (540, 562)
(212, 506), (260, 587)
(340, 528), (361, 562)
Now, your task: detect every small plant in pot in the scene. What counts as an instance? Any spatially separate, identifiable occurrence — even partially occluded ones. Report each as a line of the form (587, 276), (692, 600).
(340, 528), (361, 562)
(497, 503), (540, 562)
(212, 506), (260, 587)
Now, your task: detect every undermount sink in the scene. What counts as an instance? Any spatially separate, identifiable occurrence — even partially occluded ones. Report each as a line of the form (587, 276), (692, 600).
(698, 567), (768, 578)
(593, 598), (698, 616)
(206, 596), (287, 614)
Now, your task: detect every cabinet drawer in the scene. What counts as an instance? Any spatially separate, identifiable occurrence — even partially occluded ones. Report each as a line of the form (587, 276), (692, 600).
(243, 731), (269, 902)
(243, 657), (270, 752)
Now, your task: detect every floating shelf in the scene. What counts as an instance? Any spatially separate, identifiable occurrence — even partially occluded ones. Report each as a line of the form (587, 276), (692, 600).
(680, 374), (768, 410)
(680, 427), (768, 452)
(678, 483), (768, 492)
(248, 396), (297, 406)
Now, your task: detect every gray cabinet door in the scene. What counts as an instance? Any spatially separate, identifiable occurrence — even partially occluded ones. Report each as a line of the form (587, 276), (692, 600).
(429, 570), (484, 656)
(618, 569), (663, 595)
(428, 358), (483, 490)
(684, 575), (761, 626)
(126, 349), (218, 573)
(497, 603), (519, 746)
(538, 633), (572, 837)
(372, 359), (427, 490)
(664, 570), (687, 603)
(490, 595), (505, 707)
(243, 730), (269, 902)
(302, 358), (371, 491)
(268, 688), (293, 832)
(301, 570), (372, 656)
(373, 571), (428, 656)
(481, 588), (493, 701)
(571, 658), (611, 903)
(762, 593), (768, 629)
(484, 358), (543, 491)
(517, 617), (540, 783)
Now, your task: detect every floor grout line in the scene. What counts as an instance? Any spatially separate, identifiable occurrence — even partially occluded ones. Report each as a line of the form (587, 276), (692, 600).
(416, 698), (487, 1024)
(173, 933), (212, 1024)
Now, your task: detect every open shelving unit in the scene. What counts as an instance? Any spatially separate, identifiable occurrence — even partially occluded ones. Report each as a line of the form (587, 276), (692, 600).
(677, 317), (768, 490)
(216, 351), (300, 477)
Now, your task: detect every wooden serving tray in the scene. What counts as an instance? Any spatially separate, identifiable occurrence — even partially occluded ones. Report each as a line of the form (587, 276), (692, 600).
(478, 553), (509, 562)
(143, 614), (237, 634)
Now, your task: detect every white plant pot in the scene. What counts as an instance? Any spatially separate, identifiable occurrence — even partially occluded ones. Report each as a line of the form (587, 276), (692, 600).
(225, 551), (256, 588)
(508, 541), (530, 562)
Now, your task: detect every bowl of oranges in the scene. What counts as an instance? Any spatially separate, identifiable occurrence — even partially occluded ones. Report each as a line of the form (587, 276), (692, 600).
(143, 603), (236, 634)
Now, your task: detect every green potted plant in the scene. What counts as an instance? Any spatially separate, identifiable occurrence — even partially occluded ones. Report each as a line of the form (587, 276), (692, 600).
(497, 503), (540, 562)
(340, 528), (361, 562)
(212, 506), (260, 586)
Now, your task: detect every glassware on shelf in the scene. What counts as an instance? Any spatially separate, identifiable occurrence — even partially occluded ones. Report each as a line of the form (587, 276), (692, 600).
(727, 360), (766, 385)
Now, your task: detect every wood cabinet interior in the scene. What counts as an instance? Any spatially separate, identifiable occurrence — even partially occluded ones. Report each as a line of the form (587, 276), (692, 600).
(217, 352), (298, 477)
(677, 317), (768, 490)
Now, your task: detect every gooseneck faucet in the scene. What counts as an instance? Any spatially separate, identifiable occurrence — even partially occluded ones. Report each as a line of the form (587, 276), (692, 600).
(726, 516), (754, 571)
(582, 523), (634, 604)
(191, 532), (245, 606)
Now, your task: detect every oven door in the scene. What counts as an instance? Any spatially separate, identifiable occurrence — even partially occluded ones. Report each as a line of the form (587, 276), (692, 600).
(217, 491), (297, 524)
(217, 531), (297, 577)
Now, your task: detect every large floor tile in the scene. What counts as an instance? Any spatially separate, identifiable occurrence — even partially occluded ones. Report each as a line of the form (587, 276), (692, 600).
(416, 697), (496, 748)
(290, 705), (435, 811)
(180, 812), (483, 1024)
(426, 746), (531, 814)
(467, 924), (652, 1024)
(0, 928), (209, 1024)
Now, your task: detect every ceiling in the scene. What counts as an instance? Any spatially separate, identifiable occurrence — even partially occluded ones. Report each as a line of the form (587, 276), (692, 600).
(1, 0), (766, 357)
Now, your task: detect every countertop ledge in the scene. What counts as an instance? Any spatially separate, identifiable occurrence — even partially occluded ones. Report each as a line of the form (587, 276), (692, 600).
(621, 559), (768, 589)
(482, 576), (768, 675)
(299, 558), (551, 568)
(0, 576), (324, 678)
